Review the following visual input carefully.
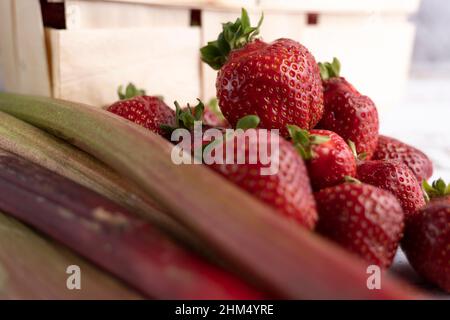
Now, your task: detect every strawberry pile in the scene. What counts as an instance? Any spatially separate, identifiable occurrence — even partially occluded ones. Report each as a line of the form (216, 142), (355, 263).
(106, 10), (447, 293)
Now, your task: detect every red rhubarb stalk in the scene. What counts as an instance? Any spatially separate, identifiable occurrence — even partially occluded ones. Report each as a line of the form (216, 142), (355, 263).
(0, 151), (264, 299)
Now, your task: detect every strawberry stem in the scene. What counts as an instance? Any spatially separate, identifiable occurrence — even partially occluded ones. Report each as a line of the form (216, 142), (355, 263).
(348, 140), (366, 161)
(161, 99), (205, 134)
(422, 178), (450, 201)
(117, 83), (146, 100)
(200, 8), (264, 70)
(287, 125), (330, 161)
(318, 57), (341, 80)
(207, 97), (226, 121)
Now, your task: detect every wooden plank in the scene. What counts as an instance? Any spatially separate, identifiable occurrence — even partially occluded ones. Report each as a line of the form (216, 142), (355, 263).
(90, 0), (419, 14)
(47, 26), (201, 107)
(0, 0), (51, 95)
(99, 0), (256, 11)
(65, 0), (191, 29)
(6, 0), (51, 96)
(259, 0), (421, 14)
(0, 212), (141, 299)
(0, 0), (17, 92)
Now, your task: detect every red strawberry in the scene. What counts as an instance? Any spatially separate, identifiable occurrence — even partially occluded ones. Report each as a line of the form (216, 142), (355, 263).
(315, 182), (404, 268)
(288, 126), (356, 190)
(373, 135), (433, 181)
(317, 58), (379, 159)
(107, 83), (175, 136)
(201, 9), (323, 137)
(208, 116), (318, 229)
(402, 201), (450, 292)
(357, 160), (425, 217)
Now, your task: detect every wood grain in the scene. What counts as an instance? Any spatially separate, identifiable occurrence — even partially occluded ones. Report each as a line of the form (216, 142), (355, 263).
(90, 0), (419, 13)
(0, 0), (51, 96)
(65, 0), (190, 29)
(46, 27), (201, 107)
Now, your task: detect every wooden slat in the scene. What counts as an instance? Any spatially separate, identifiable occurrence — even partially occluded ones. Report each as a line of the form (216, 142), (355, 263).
(90, 0), (419, 14)
(0, 0), (18, 92)
(47, 26), (201, 107)
(0, 0), (51, 96)
(259, 0), (420, 14)
(0, 212), (141, 299)
(65, 0), (191, 29)
(100, 0), (257, 11)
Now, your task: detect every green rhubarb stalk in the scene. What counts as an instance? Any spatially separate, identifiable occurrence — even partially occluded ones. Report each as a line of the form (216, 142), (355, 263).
(0, 212), (142, 299)
(0, 92), (425, 299)
(0, 111), (206, 256)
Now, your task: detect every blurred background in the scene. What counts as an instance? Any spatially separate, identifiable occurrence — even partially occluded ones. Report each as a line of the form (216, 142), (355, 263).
(0, 0), (449, 179)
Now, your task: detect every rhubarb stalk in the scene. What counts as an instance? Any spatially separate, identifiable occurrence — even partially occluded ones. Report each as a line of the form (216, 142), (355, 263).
(0, 93), (425, 299)
(0, 151), (263, 299)
(0, 111), (209, 257)
(0, 212), (142, 299)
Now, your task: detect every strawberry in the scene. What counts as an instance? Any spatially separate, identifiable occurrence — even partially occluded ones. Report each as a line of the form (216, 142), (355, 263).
(201, 9), (323, 137)
(357, 160), (425, 217)
(373, 135), (433, 181)
(107, 83), (175, 136)
(317, 58), (379, 159)
(315, 182), (404, 268)
(288, 126), (356, 190)
(208, 116), (318, 229)
(402, 201), (450, 292)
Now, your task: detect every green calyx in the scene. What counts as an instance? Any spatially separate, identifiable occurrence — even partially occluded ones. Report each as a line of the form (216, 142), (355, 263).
(318, 57), (341, 81)
(236, 115), (260, 130)
(117, 83), (146, 100)
(207, 97), (226, 121)
(287, 125), (330, 161)
(422, 178), (450, 201)
(200, 8), (264, 70)
(348, 140), (366, 161)
(160, 99), (205, 134)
